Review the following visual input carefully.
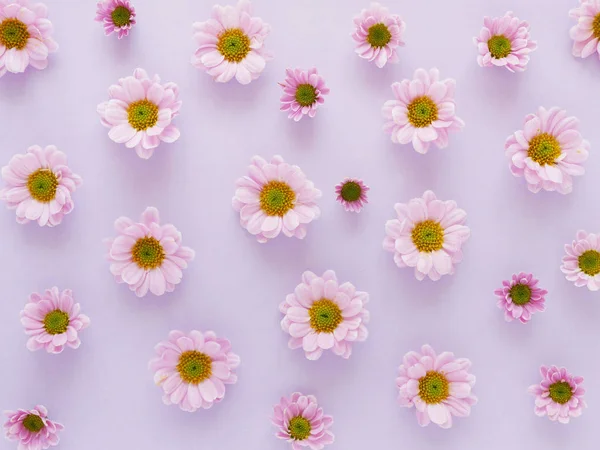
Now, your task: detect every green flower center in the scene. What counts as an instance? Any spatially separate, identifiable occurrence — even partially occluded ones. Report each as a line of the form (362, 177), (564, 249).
(259, 181), (296, 217)
(0, 18), (29, 50)
(593, 13), (600, 39)
(127, 99), (159, 131)
(487, 35), (512, 59)
(407, 96), (438, 128)
(295, 84), (317, 107)
(411, 220), (444, 253)
(217, 28), (250, 63)
(111, 5), (132, 27)
(367, 22), (392, 48)
(548, 381), (573, 405)
(340, 181), (362, 202)
(309, 298), (342, 333)
(22, 414), (45, 433)
(177, 350), (212, 384)
(131, 236), (165, 270)
(27, 169), (58, 203)
(578, 250), (600, 276)
(43, 310), (70, 335)
(527, 133), (561, 166)
(288, 416), (311, 441)
(418, 371), (449, 404)
(509, 283), (531, 306)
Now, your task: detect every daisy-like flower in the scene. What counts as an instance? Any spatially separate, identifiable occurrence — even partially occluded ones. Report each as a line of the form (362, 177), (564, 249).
(569, 0), (600, 59)
(272, 392), (334, 450)
(382, 68), (464, 154)
(3, 405), (63, 450)
(473, 11), (537, 72)
(95, 0), (136, 39)
(280, 270), (369, 361)
(232, 155), (321, 243)
(494, 272), (547, 324)
(396, 344), (477, 429)
(191, 0), (271, 85)
(505, 106), (589, 194)
(561, 230), (600, 291)
(528, 365), (586, 423)
(20, 287), (90, 354)
(351, 2), (405, 68)
(105, 207), (195, 297)
(334, 178), (369, 213)
(0, 145), (82, 227)
(149, 330), (240, 413)
(279, 68), (329, 122)
(382, 190), (470, 281)
(97, 68), (182, 160)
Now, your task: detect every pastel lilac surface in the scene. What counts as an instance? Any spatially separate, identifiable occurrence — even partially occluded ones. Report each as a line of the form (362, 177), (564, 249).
(3, 405), (63, 450)
(279, 68), (329, 122)
(494, 272), (547, 324)
(94, 0), (136, 39)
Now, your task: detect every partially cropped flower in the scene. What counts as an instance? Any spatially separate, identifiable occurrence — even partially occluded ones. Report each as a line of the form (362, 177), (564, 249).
(569, 0), (600, 59)
(382, 68), (464, 154)
(528, 365), (586, 423)
(95, 0), (136, 39)
(105, 207), (195, 297)
(3, 405), (63, 450)
(505, 106), (589, 194)
(272, 392), (334, 450)
(561, 230), (600, 291)
(279, 68), (329, 122)
(396, 344), (477, 428)
(149, 330), (240, 412)
(351, 2), (405, 68)
(20, 287), (90, 354)
(97, 68), (182, 159)
(232, 155), (321, 243)
(335, 178), (369, 213)
(382, 190), (470, 281)
(191, 0), (272, 84)
(494, 273), (547, 324)
(280, 270), (369, 360)
(473, 11), (537, 72)
(0, 145), (82, 227)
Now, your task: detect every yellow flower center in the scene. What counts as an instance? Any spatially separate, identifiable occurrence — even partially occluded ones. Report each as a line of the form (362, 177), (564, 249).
(127, 99), (159, 131)
(411, 220), (444, 252)
(217, 28), (250, 63)
(0, 18), (29, 50)
(407, 96), (438, 128)
(27, 169), (58, 203)
(527, 133), (561, 165)
(177, 350), (213, 384)
(418, 371), (450, 404)
(308, 299), (342, 333)
(131, 236), (165, 270)
(259, 181), (296, 216)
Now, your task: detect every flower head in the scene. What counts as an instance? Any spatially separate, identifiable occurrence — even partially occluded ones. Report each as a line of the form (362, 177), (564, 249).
(561, 230), (600, 291)
(97, 68), (182, 159)
(272, 392), (334, 450)
(382, 190), (470, 281)
(191, 0), (271, 84)
(279, 68), (329, 122)
(396, 344), (477, 428)
(3, 405), (63, 450)
(149, 330), (240, 412)
(335, 178), (369, 213)
(232, 155), (321, 243)
(569, 0), (600, 59)
(505, 106), (589, 194)
(0, 145), (82, 227)
(105, 207), (195, 297)
(95, 0), (136, 39)
(494, 273), (547, 324)
(528, 365), (586, 423)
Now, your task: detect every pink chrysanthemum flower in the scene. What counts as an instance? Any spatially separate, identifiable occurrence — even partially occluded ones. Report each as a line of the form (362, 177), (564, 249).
(20, 287), (90, 354)
(0, 145), (82, 227)
(279, 68), (329, 122)
(382, 68), (464, 154)
(473, 11), (537, 72)
(149, 330), (240, 413)
(105, 207), (195, 297)
(0, 0), (58, 78)
(232, 155), (322, 243)
(382, 190), (470, 281)
(3, 405), (63, 450)
(280, 270), (369, 361)
(95, 0), (136, 39)
(334, 178), (369, 213)
(561, 230), (600, 291)
(351, 2), (405, 68)
(505, 106), (589, 194)
(396, 344), (477, 429)
(494, 272), (547, 324)
(191, 0), (271, 85)
(97, 68), (182, 160)
(528, 365), (586, 423)
(272, 392), (334, 450)
(569, 0), (600, 59)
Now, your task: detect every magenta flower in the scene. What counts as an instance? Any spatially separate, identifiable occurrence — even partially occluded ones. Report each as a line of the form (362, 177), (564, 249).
(561, 230), (600, 291)
(97, 68), (182, 159)
(569, 0), (600, 59)
(494, 273), (547, 324)
(149, 330), (240, 413)
(383, 190), (470, 281)
(505, 106), (589, 194)
(95, 0), (136, 39)
(279, 68), (329, 122)
(0, 145), (82, 227)
(272, 392), (334, 450)
(528, 365), (586, 423)
(335, 178), (369, 213)
(3, 405), (63, 450)
(105, 207), (195, 297)
(396, 344), (477, 429)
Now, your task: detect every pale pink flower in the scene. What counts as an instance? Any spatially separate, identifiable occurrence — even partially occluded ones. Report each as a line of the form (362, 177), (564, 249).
(382, 68), (464, 154)
(382, 190), (470, 281)
(97, 68), (182, 160)
(396, 344), (477, 429)
(279, 68), (329, 122)
(0, 145), (82, 227)
(232, 155), (321, 243)
(561, 230), (600, 291)
(528, 365), (586, 423)
(505, 106), (589, 194)
(335, 178), (369, 213)
(3, 405), (63, 450)
(95, 0), (136, 39)
(351, 2), (405, 68)
(149, 330), (240, 413)
(494, 272), (547, 324)
(105, 207), (195, 297)
(191, 0), (271, 85)
(272, 392), (334, 450)
(280, 270), (369, 361)
(569, 0), (600, 59)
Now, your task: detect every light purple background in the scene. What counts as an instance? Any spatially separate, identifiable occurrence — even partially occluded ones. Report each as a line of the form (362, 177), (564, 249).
(1, 0), (600, 449)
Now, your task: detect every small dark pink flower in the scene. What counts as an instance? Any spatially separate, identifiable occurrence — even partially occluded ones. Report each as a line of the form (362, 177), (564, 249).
(95, 0), (136, 39)
(3, 405), (63, 450)
(335, 178), (369, 213)
(279, 68), (329, 122)
(494, 272), (547, 324)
